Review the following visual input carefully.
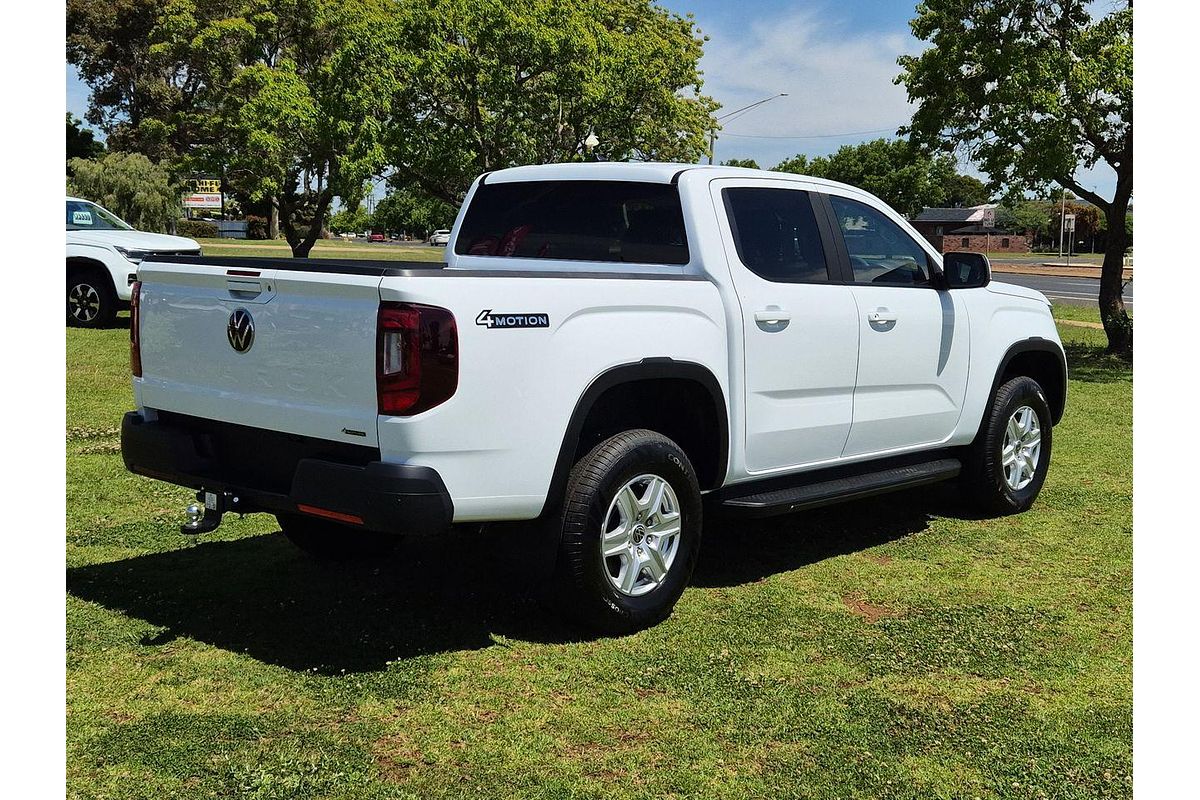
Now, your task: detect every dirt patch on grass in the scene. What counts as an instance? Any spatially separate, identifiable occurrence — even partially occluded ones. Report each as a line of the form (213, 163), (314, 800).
(373, 732), (425, 782)
(843, 596), (902, 623)
(1056, 318), (1104, 330)
(864, 553), (894, 566)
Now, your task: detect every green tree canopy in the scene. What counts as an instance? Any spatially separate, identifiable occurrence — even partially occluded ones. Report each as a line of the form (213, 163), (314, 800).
(772, 138), (961, 218)
(67, 113), (105, 168)
(387, 0), (718, 204)
(68, 0), (721, 253)
(943, 173), (991, 208)
(995, 200), (1056, 242)
(373, 185), (457, 238)
(67, 151), (181, 232)
(69, 0), (406, 256)
(328, 205), (371, 235)
(720, 158), (760, 170)
(898, 0), (1132, 355)
(211, 0), (404, 255)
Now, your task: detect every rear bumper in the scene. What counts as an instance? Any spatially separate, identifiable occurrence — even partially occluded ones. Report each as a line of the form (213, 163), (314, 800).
(120, 412), (453, 535)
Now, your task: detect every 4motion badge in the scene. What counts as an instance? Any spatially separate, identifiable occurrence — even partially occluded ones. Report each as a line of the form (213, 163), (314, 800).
(475, 309), (550, 329)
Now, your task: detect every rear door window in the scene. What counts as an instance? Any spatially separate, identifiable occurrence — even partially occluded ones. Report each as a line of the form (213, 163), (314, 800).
(722, 187), (832, 283)
(455, 180), (690, 265)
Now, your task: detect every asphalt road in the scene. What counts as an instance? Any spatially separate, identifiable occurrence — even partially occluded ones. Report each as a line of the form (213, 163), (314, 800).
(992, 270), (1132, 307)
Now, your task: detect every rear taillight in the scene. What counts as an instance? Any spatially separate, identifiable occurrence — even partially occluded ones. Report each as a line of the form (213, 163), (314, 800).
(130, 281), (142, 377)
(377, 302), (457, 415)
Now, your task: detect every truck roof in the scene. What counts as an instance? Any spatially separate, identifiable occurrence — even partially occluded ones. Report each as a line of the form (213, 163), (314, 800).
(482, 161), (864, 196)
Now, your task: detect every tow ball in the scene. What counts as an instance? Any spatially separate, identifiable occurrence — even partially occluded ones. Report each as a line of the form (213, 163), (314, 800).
(181, 490), (238, 535)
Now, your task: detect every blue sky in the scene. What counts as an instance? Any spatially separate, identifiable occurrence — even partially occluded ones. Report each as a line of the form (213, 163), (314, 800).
(65, 0), (1118, 199)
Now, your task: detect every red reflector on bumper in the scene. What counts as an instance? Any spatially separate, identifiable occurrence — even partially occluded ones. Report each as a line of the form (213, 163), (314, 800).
(296, 504), (364, 525)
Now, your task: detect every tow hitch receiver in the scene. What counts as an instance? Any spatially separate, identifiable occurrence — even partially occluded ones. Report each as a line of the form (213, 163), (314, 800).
(181, 489), (237, 535)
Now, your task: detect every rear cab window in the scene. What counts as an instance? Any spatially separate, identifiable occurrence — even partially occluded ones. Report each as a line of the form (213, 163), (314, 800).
(455, 180), (690, 266)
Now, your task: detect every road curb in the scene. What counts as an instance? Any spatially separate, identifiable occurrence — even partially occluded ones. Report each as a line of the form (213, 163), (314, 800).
(992, 264), (1132, 280)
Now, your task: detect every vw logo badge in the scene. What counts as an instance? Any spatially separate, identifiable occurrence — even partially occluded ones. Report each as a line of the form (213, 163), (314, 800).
(227, 308), (255, 353)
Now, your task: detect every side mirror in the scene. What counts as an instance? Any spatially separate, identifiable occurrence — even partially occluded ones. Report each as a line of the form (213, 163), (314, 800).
(942, 251), (991, 289)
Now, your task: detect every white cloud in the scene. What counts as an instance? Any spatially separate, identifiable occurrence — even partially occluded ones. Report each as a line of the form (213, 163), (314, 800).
(698, 8), (917, 165)
(696, 6), (1118, 199)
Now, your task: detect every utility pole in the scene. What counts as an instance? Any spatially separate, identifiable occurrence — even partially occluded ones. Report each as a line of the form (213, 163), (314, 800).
(708, 93), (788, 165)
(1058, 188), (1067, 258)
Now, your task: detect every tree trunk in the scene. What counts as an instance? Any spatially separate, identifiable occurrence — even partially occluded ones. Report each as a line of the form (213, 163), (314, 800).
(268, 196), (279, 239)
(290, 190), (333, 258)
(1099, 198), (1132, 359)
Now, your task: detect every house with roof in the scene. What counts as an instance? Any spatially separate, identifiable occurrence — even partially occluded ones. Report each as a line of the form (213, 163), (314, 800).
(910, 204), (1031, 254)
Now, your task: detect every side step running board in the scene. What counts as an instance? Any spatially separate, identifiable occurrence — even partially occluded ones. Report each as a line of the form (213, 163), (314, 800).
(720, 458), (962, 518)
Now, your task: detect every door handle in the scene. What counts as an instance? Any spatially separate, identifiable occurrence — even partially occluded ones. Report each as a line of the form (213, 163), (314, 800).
(867, 308), (897, 324)
(227, 279), (263, 299)
(754, 309), (792, 323)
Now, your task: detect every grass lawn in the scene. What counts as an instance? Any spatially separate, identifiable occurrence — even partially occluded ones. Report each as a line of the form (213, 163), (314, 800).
(195, 237), (448, 262)
(66, 307), (1131, 799)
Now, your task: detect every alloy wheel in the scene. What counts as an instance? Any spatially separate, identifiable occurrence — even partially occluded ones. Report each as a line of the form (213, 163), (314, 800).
(601, 473), (682, 597)
(1002, 405), (1042, 490)
(69, 282), (101, 324)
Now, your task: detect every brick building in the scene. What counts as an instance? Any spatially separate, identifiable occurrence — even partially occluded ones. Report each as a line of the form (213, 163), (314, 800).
(910, 205), (1032, 254)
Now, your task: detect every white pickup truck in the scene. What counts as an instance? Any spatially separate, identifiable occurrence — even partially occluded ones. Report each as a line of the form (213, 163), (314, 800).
(121, 162), (1066, 632)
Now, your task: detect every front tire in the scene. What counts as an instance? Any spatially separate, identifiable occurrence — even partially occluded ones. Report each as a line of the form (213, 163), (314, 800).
(551, 429), (702, 634)
(67, 271), (117, 328)
(963, 376), (1054, 515)
(276, 513), (400, 561)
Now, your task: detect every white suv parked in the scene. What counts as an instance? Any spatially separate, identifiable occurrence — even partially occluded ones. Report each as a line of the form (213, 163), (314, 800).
(66, 197), (200, 327)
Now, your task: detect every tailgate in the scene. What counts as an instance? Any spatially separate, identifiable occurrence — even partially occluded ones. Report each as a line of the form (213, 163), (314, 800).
(136, 258), (388, 447)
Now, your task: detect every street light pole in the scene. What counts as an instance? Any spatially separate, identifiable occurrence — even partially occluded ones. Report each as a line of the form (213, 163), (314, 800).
(708, 92), (788, 165)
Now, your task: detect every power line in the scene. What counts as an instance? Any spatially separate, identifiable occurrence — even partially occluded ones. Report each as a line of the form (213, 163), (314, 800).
(715, 93), (789, 121)
(720, 127), (902, 140)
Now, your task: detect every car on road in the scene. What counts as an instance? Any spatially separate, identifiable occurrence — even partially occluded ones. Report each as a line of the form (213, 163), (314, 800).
(66, 197), (201, 327)
(368, 232), (386, 243)
(120, 162), (1066, 633)
(428, 229), (451, 246)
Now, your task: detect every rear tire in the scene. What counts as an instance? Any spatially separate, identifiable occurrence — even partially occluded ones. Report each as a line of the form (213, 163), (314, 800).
(963, 376), (1054, 515)
(551, 429), (702, 634)
(67, 270), (117, 328)
(276, 513), (400, 561)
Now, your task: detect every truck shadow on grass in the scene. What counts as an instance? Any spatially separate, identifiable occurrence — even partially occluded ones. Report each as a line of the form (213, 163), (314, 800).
(1061, 342), (1132, 383)
(67, 485), (975, 674)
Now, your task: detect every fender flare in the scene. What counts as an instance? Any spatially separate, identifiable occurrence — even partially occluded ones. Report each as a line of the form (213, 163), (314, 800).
(66, 255), (116, 288)
(539, 358), (729, 518)
(988, 337), (1068, 426)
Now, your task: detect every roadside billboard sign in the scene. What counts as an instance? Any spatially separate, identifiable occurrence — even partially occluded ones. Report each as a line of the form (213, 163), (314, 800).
(182, 193), (223, 209)
(190, 178), (222, 194)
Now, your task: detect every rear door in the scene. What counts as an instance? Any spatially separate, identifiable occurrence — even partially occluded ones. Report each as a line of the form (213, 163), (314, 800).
(712, 179), (860, 473)
(819, 192), (970, 457)
(136, 259), (386, 447)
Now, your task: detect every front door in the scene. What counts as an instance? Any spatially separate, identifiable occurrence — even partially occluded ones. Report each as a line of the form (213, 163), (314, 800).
(821, 192), (970, 457)
(713, 179), (860, 473)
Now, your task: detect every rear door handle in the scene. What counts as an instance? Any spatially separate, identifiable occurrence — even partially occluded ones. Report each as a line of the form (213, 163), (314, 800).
(754, 309), (792, 324)
(867, 308), (897, 324)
